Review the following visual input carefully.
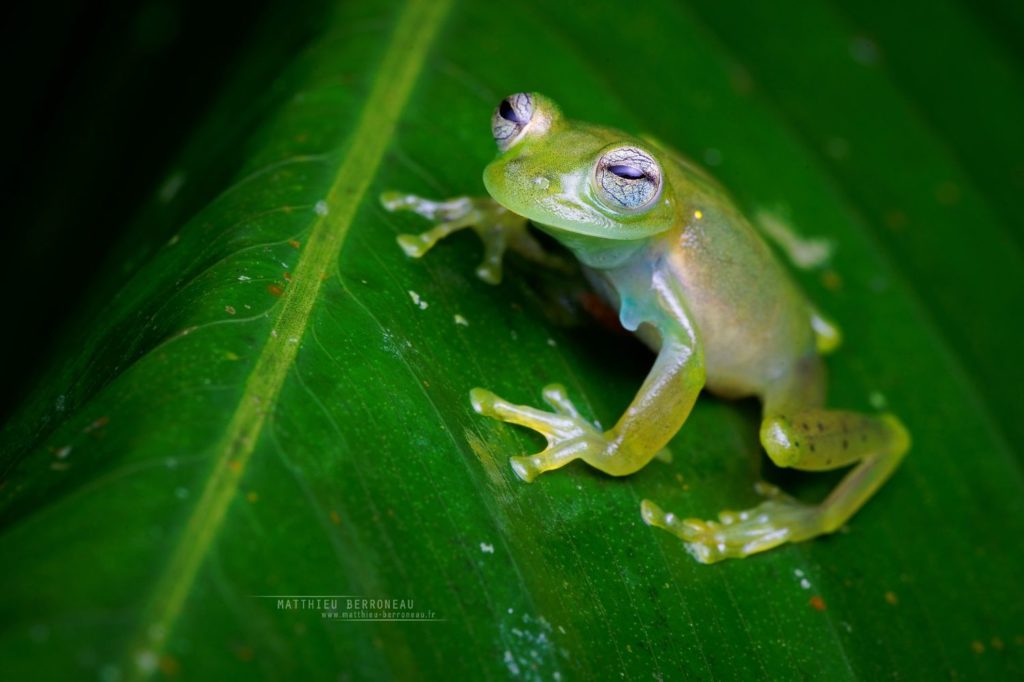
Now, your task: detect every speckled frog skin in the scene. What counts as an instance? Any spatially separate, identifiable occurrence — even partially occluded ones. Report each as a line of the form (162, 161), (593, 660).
(382, 92), (909, 563)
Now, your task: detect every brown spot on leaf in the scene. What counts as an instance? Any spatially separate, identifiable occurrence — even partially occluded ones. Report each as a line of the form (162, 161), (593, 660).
(84, 416), (110, 434)
(160, 655), (180, 677)
(821, 269), (843, 291)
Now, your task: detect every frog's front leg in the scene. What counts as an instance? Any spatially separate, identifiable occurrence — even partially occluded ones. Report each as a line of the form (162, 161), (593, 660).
(473, 269), (705, 481)
(380, 191), (566, 284)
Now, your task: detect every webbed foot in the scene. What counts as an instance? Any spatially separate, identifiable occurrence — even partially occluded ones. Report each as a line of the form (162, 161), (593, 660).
(470, 384), (614, 481)
(641, 482), (821, 563)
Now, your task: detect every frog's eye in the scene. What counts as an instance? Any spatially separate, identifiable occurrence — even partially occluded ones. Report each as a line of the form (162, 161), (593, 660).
(593, 147), (662, 211)
(492, 93), (535, 151)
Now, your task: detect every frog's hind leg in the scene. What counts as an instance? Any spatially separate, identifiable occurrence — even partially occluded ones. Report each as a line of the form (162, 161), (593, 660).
(643, 356), (910, 563)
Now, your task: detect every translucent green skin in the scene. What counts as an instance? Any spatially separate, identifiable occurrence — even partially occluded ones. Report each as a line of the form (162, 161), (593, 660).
(484, 107), (820, 400)
(384, 93), (908, 563)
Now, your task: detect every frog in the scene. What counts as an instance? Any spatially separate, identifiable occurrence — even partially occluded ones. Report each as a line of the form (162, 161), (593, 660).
(380, 92), (910, 563)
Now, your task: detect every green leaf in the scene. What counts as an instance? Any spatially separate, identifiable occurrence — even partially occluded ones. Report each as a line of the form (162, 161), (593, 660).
(3, 0), (1022, 680)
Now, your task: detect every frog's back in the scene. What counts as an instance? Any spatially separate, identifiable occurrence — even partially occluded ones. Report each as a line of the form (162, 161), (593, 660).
(658, 177), (817, 399)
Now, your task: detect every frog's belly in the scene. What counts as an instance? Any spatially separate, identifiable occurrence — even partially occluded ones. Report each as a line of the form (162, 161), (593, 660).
(584, 252), (815, 400)
(692, 296), (808, 399)
(662, 250), (817, 400)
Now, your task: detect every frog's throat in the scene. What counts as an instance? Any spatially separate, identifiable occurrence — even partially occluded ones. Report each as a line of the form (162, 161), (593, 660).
(531, 221), (649, 270)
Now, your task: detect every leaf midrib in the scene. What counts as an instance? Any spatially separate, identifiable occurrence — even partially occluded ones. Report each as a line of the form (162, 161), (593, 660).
(124, 0), (453, 674)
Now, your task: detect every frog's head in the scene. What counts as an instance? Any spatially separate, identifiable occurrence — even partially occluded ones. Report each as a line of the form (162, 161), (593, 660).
(483, 92), (675, 241)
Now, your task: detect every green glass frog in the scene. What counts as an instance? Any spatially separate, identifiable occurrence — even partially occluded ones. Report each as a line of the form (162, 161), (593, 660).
(382, 92), (909, 563)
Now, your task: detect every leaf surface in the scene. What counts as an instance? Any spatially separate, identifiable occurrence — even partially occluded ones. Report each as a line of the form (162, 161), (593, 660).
(2, 1), (1022, 680)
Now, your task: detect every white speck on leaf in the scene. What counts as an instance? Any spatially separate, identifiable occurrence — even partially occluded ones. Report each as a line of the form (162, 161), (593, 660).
(800, 578), (811, 590)
(480, 542), (495, 554)
(237, 274), (251, 281)
(503, 650), (520, 677)
(314, 200), (329, 216)
(54, 445), (71, 459)
(546, 338), (556, 347)
(454, 314), (469, 326)
(408, 290), (428, 310)
(134, 650), (158, 673)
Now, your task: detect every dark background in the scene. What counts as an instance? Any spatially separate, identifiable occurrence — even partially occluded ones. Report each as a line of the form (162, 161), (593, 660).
(0, 0), (295, 422)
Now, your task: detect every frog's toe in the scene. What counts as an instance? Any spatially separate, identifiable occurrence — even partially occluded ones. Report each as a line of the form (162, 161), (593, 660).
(470, 387), (570, 432)
(397, 233), (430, 257)
(641, 500), (705, 539)
(509, 438), (592, 482)
(474, 260), (502, 285)
(540, 383), (583, 419)
(379, 190), (406, 210)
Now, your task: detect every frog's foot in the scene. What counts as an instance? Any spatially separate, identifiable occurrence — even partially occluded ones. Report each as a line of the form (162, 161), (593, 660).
(381, 191), (569, 284)
(470, 384), (609, 481)
(641, 483), (822, 564)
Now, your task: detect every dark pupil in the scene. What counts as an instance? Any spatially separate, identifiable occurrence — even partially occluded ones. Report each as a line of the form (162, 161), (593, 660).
(499, 99), (525, 124)
(608, 164), (645, 180)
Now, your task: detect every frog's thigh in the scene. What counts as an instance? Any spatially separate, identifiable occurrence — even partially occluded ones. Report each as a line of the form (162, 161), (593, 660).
(760, 356), (910, 532)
